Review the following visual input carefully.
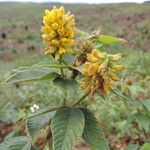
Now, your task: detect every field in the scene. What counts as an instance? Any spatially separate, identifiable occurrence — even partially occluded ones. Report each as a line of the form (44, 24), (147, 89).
(0, 2), (150, 150)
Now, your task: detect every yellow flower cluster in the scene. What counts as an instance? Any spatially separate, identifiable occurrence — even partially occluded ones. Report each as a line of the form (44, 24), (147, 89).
(74, 40), (94, 66)
(41, 6), (75, 60)
(81, 49), (125, 98)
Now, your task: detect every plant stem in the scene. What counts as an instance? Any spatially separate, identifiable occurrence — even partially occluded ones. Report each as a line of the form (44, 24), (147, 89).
(60, 97), (67, 106)
(27, 106), (59, 119)
(59, 59), (65, 77)
(73, 92), (89, 107)
(60, 68), (65, 77)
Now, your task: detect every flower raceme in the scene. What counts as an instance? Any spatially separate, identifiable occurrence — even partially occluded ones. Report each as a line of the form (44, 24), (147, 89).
(81, 49), (125, 98)
(41, 6), (75, 60)
(41, 6), (125, 99)
(74, 40), (94, 66)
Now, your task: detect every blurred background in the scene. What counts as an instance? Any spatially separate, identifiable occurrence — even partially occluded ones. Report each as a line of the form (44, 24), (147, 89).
(0, 0), (150, 150)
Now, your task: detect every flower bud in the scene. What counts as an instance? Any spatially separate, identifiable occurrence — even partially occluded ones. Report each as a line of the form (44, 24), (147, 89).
(87, 53), (98, 63)
(109, 73), (119, 81)
(110, 64), (126, 71)
(109, 53), (122, 62)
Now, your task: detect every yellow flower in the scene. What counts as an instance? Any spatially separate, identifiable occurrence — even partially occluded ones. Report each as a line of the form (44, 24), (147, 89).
(81, 73), (113, 99)
(109, 64), (126, 71)
(81, 49), (125, 98)
(108, 53), (122, 62)
(83, 62), (99, 76)
(41, 6), (75, 60)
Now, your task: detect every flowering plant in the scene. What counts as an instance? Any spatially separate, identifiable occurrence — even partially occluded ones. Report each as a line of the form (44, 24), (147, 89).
(0, 6), (128, 150)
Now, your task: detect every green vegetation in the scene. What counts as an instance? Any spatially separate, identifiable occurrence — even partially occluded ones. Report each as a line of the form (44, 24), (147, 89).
(0, 2), (150, 150)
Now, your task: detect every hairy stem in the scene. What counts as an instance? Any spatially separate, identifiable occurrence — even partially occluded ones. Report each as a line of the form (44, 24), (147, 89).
(73, 92), (89, 107)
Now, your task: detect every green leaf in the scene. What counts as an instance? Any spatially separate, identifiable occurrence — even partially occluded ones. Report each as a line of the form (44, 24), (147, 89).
(95, 42), (104, 49)
(27, 107), (55, 139)
(30, 145), (39, 150)
(81, 108), (109, 150)
(142, 100), (150, 112)
(124, 144), (139, 150)
(53, 76), (78, 90)
(98, 35), (126, 44)
(135, 113), (150, 132)
(34, 61), (68, 69)
(53, 76), (80, 101)
(5, 66), (59, 83)
(140, 143), (150, 150)
(0, 136), (31, 150)
(76, 28), (94, 39)
(4, 129), (20, 140)
(70, 66), (83, 74)
(52, 106), (85, 150)
(61, 55), (83, 73)
(123, 115), (134, 132)
(112, 88), (133, 102)
(62, 54), (75, 66)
